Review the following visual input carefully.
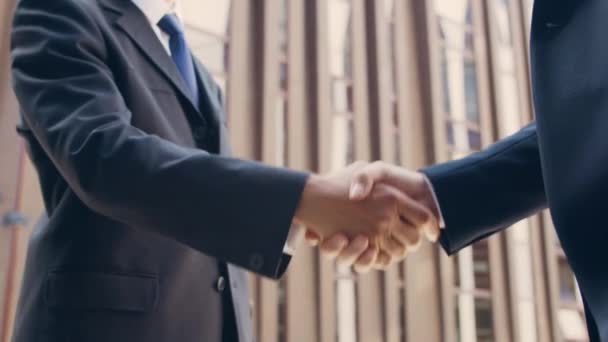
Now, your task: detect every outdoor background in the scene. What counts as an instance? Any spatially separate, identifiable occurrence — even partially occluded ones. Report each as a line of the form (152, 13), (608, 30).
(0, 0), (590, 341)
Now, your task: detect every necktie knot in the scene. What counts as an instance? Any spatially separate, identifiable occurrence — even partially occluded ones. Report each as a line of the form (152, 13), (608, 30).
(158, 13), (184, 37)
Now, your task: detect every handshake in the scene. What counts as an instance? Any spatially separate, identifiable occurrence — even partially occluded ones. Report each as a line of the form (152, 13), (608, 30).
(293, 161), (441, 273)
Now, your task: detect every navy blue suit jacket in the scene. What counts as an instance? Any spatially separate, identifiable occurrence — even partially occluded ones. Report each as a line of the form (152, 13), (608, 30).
(423, 1), (608, 340)
(9, 0), (306, 341)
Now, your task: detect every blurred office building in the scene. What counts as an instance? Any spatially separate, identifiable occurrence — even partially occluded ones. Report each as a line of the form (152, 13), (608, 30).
(0, 0), (590, 341)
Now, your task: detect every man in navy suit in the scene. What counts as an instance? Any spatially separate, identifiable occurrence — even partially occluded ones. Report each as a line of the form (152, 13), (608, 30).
(9, 0), (430, 341)
(315, 1), (608, 341)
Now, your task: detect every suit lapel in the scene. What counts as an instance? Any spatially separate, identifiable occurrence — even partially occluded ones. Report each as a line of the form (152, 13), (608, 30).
(101, 0), (201, 116)
(192, 58), (233, 155)
(192, 58), (223, 126)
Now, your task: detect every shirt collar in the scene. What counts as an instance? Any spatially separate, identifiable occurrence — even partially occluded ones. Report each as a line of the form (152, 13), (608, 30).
(131, 0), (179, 26)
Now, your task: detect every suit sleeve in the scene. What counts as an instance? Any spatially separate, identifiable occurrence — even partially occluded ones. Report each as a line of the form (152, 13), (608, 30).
(421, 123), (547, 255)
(10, 0), (306, 279)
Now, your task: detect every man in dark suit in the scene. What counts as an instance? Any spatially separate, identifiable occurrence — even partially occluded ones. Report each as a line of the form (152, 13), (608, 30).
(9, 0), (431, 341)
(317, 1), (608, 341)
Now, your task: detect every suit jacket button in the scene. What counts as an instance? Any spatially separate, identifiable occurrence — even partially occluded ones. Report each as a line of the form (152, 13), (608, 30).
(249, 254), (264, 271)
(216, 276), (226, 292)
(193, 126), (205, 140)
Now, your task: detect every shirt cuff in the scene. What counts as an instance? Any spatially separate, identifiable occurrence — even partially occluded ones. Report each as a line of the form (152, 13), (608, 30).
(283, 225), (304, 255)
(423, 176), (446, 229)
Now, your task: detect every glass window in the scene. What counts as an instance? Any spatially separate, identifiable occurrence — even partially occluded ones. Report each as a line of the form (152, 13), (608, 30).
(383, 0), (401, 165)
(435, 0), (474, 25)
(438, 23), (481, 153)
(488, 2), (540, 341)
(279, 0), (289, 53)
(276, 3), (290, 340)
(474, 297), (494, 342)
(464, 60), (479, 123)
(328, 2), (357, 342)
(332, 80), (354, 114)
(276, 0), (289, 167)
(328, 0), (354, 115)
(434, 0), (481, 166)
(472, 241), (491, 290)
(435, 2), (494, 341)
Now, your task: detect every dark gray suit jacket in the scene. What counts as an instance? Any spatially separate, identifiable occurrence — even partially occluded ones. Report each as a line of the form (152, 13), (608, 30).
(423, 1), (608, 341)
(9, 0), (307, 341)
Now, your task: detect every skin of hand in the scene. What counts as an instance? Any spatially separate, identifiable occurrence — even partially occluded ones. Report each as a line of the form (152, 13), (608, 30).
(305, 161), (441, 273)
(294, 162), (434, 273)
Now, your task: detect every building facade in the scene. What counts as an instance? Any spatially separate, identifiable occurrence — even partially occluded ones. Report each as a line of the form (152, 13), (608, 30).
(0, 0), (590, 341)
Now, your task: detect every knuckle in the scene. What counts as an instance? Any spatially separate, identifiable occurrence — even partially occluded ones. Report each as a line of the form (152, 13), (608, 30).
(419, 210), (431, 224)
(380, 194), (398, 210)
(385, 191), (398, 204)
(371, 161), (387, 177)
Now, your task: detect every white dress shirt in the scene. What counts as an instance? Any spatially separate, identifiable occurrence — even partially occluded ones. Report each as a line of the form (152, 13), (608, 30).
(424, 176), (446, 228)
(130, 0), (302, 255)
(131, 0), (176, 55)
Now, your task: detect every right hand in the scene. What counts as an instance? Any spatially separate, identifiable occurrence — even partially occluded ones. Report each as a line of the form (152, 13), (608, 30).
(294, 162), (433, 271)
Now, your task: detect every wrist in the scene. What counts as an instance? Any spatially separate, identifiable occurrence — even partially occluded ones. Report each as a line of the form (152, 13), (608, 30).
(416, 173), (440, 221)
(294, 174), (330, 227)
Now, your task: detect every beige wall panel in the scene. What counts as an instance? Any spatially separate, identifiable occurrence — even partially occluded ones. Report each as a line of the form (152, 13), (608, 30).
(283, 0), (321, 341)
(398, 2), (443, 341)
(0, 1), (19, 339)
(417, 0), (456, 341)
(228, 0), (261, 160)
(350, 1), (384, 341)
(256, 0), (280, 340)
(306, 1), (337, 342)
(472, 1), (513, 341)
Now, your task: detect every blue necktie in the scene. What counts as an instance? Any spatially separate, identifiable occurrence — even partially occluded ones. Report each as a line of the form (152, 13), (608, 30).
(158, 14), (199, 107)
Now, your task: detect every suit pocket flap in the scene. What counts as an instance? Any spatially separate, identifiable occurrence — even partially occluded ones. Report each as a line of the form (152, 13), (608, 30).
(45, 271), (158, 313)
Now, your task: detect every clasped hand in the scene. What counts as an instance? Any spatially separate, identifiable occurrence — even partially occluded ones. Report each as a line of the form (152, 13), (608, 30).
(294, 161), (441, 273)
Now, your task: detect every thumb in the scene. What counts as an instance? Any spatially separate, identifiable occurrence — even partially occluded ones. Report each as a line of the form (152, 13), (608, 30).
(305, 230), (321, 246)
(423, 213), (441, 243)
(349, 170), (374, 200)
(350, 162), (391, 200)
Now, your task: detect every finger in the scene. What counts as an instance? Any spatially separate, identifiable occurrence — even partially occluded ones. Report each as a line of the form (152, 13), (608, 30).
(353, 246), (379, 274)
(305, 230), (321, 246)
(349, 175), (373, 201)
(392, 222), (422, 251)
(392, 190), (432, 228)
(423, 216), (441, 243)
(337, 236), (370, 266)
(382, 236), (408, 259)
(373, 250), (392, 270)
(319, 234), (349, 259)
